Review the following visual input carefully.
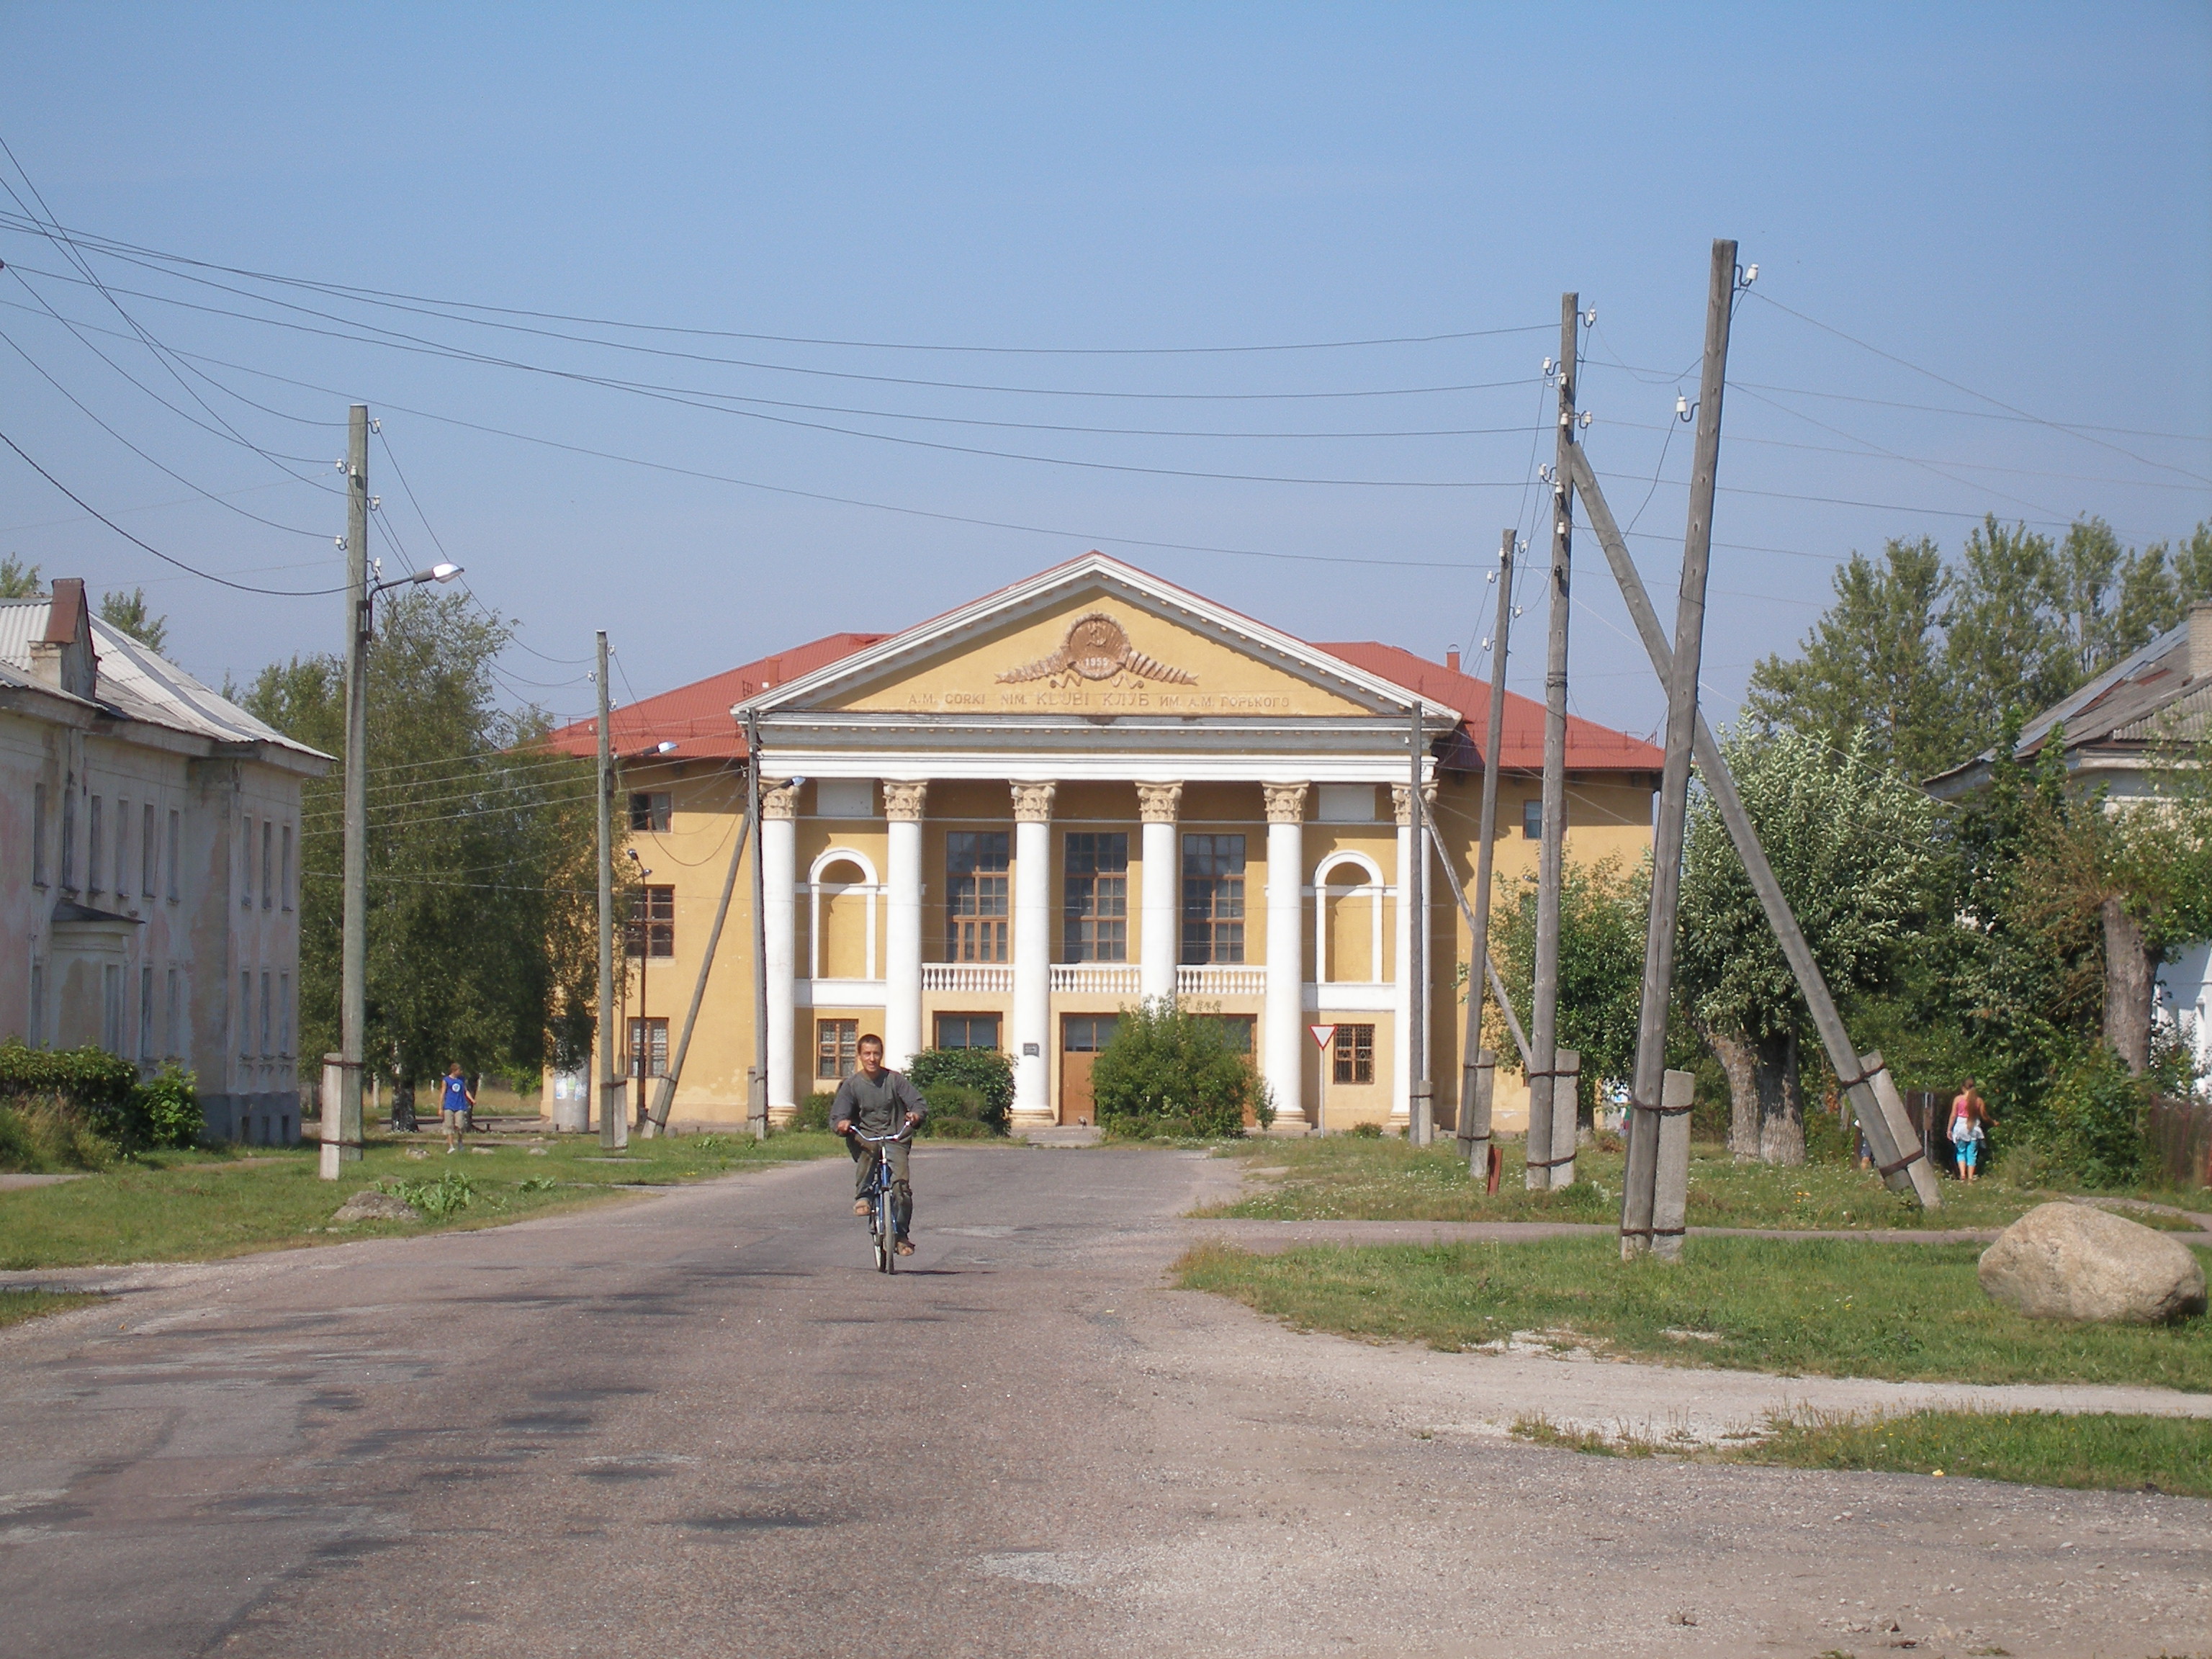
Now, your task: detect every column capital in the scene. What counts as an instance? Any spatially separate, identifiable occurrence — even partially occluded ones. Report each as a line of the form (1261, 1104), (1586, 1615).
(1262, 782), (1309, 825)
(1389, 781), (1439, 826)
(761, 779), (800, 822)
(1010, 780), (1058, 824)
(881, 780), (929, 822)
(1135, 781), (1183, 824)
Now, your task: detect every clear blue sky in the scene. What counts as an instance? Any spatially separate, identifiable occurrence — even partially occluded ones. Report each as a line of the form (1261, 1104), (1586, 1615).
(1, 3), (2206, 737)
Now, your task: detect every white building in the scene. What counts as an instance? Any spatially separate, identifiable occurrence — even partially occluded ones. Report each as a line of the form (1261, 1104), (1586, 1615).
(1, 580), (331, 1142)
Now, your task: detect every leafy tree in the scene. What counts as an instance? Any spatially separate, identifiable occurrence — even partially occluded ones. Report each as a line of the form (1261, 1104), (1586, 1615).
(242, 590), (601, 1107)
(1743, 536), (1956, 779)
(1676, 727), (1939, 1164)
(0, 555), (42, 598)
(1090, 998), (1272, 1138)
(1488, 854), (1655, 1119)
(1942, 516), (2074, 760)
(97, 587), (169, 655)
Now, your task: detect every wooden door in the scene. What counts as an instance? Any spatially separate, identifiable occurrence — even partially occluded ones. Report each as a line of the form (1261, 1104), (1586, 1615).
(1058, 1014), (1118, 1126)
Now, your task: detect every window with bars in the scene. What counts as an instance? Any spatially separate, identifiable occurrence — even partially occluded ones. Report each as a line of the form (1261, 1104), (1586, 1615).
(629, 791), (672, 832)
(934, 1014), (1000, 1051)
(1179, 834), (1246, 964)
(817, 1017), (859, 1080)
(628, 1017), (670, 1079)
(945, 831), (1010, 963)
(1333, 1024), (1376, 1084)
(626, 885), (675, 957)
(1061, 832), (1128, 962)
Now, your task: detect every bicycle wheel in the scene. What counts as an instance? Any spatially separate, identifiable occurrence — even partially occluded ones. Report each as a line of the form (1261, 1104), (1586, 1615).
(878, 1186), (896, 1272)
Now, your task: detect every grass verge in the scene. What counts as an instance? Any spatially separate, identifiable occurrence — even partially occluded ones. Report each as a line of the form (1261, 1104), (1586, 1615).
(1208, 1136), (2212, 1233)
(0, 1129), (845, 1270)
(0, 1289), (103, 1329)
(1730, 1408), (2212, 1498)
(1173, 1234), (2212, 1389)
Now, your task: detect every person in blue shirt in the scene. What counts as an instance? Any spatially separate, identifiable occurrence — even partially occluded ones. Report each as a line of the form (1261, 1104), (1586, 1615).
(441, 1064), (477, 1154)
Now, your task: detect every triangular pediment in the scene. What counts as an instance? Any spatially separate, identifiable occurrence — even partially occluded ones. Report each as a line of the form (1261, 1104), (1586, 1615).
(743, 554), (1457, 723)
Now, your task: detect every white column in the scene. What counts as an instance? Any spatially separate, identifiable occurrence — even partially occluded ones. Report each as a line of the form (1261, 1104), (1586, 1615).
(1011, 781), (1056, 1126)
(1390, 783), (1414, 1130)
(1136, 782), (1182, 1004)
(882, 781), (927, 1071)
(1263, 783), (1308, 1132)
(762, 781), (799, 1115)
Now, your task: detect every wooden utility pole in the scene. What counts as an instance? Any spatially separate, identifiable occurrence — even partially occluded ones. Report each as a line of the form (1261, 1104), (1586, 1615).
(1567, 445), (1941, 1210)
(595, 631), (625, 1151)
(324, 404), (369, 1181)
(1408, 701), (1432, 1144)
(747, 709), (770, 1141)
(1526, 294), (1578, 1189)
(1622, 239), (1735, 1259)
(1458, 527), (1515, 1176)
(645, 768), (755, 1137)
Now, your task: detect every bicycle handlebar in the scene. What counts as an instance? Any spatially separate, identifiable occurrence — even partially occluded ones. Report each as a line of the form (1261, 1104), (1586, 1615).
(847, 1125), (917, 1146)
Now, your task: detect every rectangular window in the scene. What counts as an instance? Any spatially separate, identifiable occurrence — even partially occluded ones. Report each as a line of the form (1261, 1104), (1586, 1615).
(260, 971), (272, 1057)
(1203, 1014), (1256, 1053)
(627, 1016), (669, 1079)
(166, 967), (181, 1058)
(139, 966), (155, 1061)
(88, 796), (104, 895)
(115, 798), (130, 896)
(629, 791), (672, 833)
(1333, 1023), (1376, 1084)
(1061, 832), (1129, 963)
(280, 824), (293, 911)
(142, 802), (157, 898)
(1520, 796), (1562, 840)
(625, 885), (675, 958)
(60, 789), (76, 891)
(261, 820), (274, 909)
(816, 1017), (859, 1081)
(240, 817), (253, 907)
(166, 810), (180, 902)
(239, 971), (252, 1058)
(279, 971), (291, 1056)
(934, 1014), (1000, 1051)
(946, 831), (1010, 963)
(102, 963), (123, 1052)
(1062, 1014), (1118, 1053)
(32, 783), (47, 886)
(1180, 833), (1247, 965)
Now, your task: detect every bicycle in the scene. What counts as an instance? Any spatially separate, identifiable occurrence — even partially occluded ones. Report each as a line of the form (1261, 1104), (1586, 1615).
(850, 1125), (916, 1273)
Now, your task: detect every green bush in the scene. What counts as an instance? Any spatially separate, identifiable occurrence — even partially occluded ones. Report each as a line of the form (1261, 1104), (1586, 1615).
(906, 1048), (1013, 1133)
(793, 1091), (835, 1132)
(1091, 999), (1274, 1140)
(2033, 1048), (2152, 1190)
(135, 1066), (202, 1149)
(0, 1040), (140, 1143)
(915, 1076), (1008, 1138)
(1349, 1121), (1385, 1139)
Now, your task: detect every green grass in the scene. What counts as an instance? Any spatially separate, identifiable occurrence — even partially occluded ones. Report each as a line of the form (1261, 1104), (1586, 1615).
(1208, 1135), (2212, 1233)
(0, 1288), (103, 1329)
(0, 1129), (844, 1270)
(1730, 1408), (2212, 1498)
(1174, 1234), (2212, 1389)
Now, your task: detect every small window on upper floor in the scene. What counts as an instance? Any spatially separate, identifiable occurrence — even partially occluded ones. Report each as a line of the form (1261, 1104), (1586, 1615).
(1521, 797), (1542, 840)
(629, 791), (672, 833)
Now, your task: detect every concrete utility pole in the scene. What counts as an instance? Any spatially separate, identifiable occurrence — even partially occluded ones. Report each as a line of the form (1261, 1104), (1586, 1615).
(1458, 527), (1516, 1177)
(596, 631), (626, 1151)
(1408, 700), (1431, 1145)
(1526, 295), (1578, 1190)
(323, 404), (369, 1181)
(1567, 445), (1941, 1211)
(747, 709), (770, 1141)
(1621, 239), (1735, 1260)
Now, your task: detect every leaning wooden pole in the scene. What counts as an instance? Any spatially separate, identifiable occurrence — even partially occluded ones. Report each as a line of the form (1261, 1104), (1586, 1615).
(1567, 444), (1941, 1210)
(1424, 817), (1532, 1073)
(1622, 238), (1735, 1259)
(1527, 293), (1578, 1190)
(1458, 528), (1516, 1176)
(644, 768), (755, 1136)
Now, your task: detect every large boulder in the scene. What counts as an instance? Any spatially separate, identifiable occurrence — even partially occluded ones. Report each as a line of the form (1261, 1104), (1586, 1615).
(1978, 1202), (2208, 1324)
(332, 1190), (421, 1223)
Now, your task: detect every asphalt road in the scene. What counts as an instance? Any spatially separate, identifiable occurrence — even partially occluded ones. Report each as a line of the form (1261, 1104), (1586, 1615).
(1, 1146), (2206, 1658)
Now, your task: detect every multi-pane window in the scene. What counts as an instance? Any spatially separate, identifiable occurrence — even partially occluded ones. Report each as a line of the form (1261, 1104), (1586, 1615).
(1203, 1014), (1255, 1053)
(946, 832), (1010, 963)
(1180, 834), (1246, 965)
(629, 791), (673, 833)
(280, 824), (293, 911)
(1062, 832), (1128, 963)
(1062, 1015), (1118, 1053)
(1521, 796), (1564, 839)
(31, 783), (47, 886)
(817, 1017), (860, 1081)
(627, 1017), (670, 1079)
(1333, 1023), (1376, 1084)
(626, 886), (675, 958)
(261, 821), (274, 909)
(935, 1014), (1000, 1051)
(88, 796), (104, 895)
(142, 802), (157, 898)
(166, 810), (180, 902)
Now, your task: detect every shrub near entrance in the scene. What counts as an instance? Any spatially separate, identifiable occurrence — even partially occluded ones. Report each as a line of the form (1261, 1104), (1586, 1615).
(1092, 999), (1274, 1139)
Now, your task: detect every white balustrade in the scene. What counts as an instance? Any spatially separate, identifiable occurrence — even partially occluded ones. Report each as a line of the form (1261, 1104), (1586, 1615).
(922, 963), (1015, 994)
(1177, 964), (1267, 997)
(1049, 963), (1141, 995)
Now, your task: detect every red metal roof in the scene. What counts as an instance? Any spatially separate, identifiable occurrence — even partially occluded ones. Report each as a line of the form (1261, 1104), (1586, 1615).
(1318, 641), (1663, 774)
(543, 633), (888, 762)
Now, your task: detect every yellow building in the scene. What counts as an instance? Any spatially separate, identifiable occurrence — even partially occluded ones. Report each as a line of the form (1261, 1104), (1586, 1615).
(549, 554), (1658, 1134)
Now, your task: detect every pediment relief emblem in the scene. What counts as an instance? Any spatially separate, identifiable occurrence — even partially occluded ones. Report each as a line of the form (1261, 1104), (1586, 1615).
(997, 611), (1196, 689)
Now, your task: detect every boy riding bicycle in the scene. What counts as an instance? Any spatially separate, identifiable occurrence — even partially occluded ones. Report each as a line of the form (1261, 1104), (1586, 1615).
(832, 1034), (927, 1255)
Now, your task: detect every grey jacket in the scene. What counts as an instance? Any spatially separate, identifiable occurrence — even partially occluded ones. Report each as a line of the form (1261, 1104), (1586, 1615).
(832, 1068), (927, 1136)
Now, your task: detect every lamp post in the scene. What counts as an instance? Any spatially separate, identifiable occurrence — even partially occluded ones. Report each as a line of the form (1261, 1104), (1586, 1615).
(325, 439), (464, 1182)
